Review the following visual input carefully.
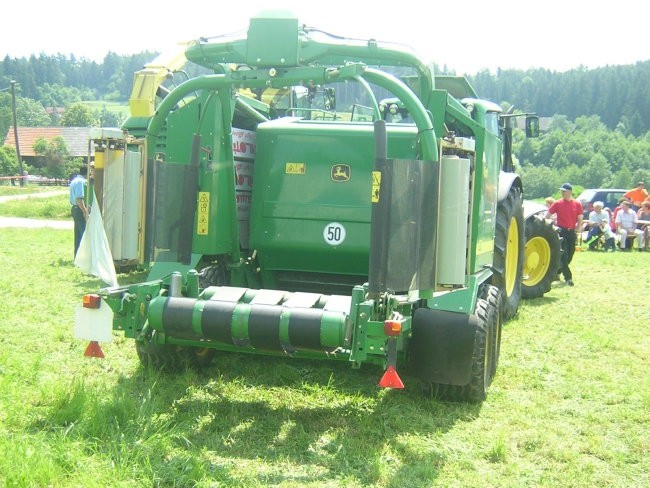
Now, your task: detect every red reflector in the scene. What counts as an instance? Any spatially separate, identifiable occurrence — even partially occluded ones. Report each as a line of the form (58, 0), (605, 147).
(383, 320), (402, 336)
(378, 365), (404, 389)
(84, 341), (104, 358)
(82, 294), (101, 309)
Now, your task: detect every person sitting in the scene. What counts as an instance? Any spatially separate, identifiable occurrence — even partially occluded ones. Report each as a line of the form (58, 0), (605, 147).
(585, 201), (616, 251)
(637, 201), (650, 250)
(637, 201), (650, 222)
(615, 200), (645, 251)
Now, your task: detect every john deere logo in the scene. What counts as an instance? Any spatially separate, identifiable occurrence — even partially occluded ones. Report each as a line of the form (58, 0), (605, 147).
(331, 164), (351, 182)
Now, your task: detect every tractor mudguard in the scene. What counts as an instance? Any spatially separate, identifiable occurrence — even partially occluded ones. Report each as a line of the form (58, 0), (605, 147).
(409, 307), (478, 385)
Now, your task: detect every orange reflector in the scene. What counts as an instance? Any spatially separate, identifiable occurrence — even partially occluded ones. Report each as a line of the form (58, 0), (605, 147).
(383, 320), (402, 336)
(84, 341), (104, 358)
(378, 365), (404, 389)
(82, 294), (101, 309)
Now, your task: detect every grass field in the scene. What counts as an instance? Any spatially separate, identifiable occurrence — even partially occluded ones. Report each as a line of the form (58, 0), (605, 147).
(0, 201), (648, 487)
(0, 191), (70, 219)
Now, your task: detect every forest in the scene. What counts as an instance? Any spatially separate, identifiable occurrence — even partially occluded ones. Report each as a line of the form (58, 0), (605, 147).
(1, 52), (649, 196)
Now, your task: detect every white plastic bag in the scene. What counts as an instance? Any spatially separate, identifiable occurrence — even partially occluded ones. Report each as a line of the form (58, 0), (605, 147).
(74, 199), (119, 287)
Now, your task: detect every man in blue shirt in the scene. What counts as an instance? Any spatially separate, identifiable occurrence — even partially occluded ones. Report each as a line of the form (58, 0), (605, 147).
(69, 165), (89, 257)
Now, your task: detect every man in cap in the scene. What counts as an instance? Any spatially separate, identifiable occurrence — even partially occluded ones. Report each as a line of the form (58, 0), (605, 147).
(615, 200), (645, 250)
(623, 181), (648, 211)
(546, 183), (583, 286)
(585, 201), (615, 251)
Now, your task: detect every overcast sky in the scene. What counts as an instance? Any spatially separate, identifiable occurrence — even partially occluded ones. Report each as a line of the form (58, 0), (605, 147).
(2, 0), (647, 75)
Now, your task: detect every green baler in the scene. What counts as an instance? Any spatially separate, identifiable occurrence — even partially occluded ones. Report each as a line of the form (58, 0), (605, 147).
(75, 11), (538, 402)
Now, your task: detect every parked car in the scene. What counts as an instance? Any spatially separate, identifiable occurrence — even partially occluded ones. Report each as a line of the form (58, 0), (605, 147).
(576, 188), (627, 218)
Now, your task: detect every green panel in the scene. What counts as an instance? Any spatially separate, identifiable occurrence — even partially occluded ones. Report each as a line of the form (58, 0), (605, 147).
(249, 119), (419, 277)
(474, 131), (501, 271)
(246, 14), (300, 66)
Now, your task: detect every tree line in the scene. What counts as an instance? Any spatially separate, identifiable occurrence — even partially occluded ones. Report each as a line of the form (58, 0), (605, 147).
(1, 52), (649, 194)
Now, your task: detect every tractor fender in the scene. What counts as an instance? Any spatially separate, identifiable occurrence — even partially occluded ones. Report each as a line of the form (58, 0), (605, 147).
(497, 171), (522, 204)
(523, 200), (549, 220)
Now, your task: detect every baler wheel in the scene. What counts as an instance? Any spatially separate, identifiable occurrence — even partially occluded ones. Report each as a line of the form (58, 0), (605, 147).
(480, 284), (502, 380)
(199, 260), (230, 288)
(136, 341), (216, 371)
(430, 297), (494, 402)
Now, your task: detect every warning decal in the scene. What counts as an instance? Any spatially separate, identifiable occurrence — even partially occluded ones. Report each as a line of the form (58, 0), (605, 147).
(197, 191), (210, 235)
(371, 171), (381, 203)
(285, 162), (306, 174)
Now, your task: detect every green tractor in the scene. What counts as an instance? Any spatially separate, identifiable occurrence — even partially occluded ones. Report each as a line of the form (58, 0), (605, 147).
(75, 12), (558, 402)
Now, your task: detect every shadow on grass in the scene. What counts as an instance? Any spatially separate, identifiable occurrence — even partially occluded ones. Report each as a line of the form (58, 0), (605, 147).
(37, 348), (483, 485)
(134, 356), (477, 484)
(520, 294), (560, 307)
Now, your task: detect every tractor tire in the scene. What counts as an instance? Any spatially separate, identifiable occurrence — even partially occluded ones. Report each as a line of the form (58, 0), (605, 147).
(431, 298), (494, 403)
(491, 186), (524, 321)
(480, 284), (502, 380)
(522, 215), (561, 299)
(136, 340), (216, 372)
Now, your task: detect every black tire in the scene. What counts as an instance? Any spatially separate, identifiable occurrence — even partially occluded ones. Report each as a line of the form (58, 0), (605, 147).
(480, 284), (502, 380)
(522, 215), (561, 298)
(432, 298), (493, 403)
(199, 258), (230, 289)
(492, 186), (524, 321)
(136, 339), (216, 372)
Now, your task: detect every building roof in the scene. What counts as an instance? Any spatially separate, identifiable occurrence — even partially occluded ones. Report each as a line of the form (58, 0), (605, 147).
(3, 127), (94, 158)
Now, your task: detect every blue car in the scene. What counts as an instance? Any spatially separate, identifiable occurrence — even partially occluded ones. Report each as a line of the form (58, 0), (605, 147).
(576, 188), (627, 219)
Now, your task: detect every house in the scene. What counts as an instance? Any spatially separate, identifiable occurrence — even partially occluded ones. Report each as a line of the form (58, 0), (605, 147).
(3, 126), (95, 166)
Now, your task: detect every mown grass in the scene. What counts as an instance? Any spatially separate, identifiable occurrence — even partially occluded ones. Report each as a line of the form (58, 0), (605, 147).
(0, 185), (63, 197)
(0, 223), (648, 487)
(0, 191), (70, 219)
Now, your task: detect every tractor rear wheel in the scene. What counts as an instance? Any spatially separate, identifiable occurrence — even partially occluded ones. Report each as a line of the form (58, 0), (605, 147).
(492, 186), (524, 321)
(522, 215), (561, 298)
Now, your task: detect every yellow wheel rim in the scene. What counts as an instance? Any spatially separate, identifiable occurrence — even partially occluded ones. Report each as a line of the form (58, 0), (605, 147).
(523, 236), (551, 287)
(505, 216), (519, 297)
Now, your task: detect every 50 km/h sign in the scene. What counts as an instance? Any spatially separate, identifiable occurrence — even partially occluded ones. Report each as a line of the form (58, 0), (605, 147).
(323, 222), (346, 246)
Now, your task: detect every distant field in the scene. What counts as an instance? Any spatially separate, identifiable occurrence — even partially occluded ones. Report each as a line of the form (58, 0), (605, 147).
(83, 100), (130, 120)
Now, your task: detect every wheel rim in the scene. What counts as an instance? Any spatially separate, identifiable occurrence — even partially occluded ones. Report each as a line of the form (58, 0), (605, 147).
(505, 216), (519, 297)
(523, 236), (551, 286)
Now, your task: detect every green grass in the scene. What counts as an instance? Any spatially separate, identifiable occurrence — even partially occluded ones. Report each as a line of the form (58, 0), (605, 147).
(0, 223), (648, 486)
(0, 185), (65, 197)
(83, 100), (130, 120)
(0, 191), (70, 219)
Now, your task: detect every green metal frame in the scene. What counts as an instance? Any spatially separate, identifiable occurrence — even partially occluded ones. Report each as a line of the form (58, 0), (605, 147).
(95, 12), (506, 387)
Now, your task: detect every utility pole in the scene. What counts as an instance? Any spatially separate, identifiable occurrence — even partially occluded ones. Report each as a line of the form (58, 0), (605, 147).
(10, 81), (24, 186)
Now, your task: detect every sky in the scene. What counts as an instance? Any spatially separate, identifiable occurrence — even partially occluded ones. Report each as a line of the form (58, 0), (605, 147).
(2, 0), (647, 75)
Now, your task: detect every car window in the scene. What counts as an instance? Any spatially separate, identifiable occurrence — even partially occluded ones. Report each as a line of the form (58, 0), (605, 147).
(577, 189), (596, 202)
(603, 191), (624, 206)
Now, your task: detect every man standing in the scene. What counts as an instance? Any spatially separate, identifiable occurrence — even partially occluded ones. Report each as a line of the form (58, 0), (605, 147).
(69, 165), (89, 258)
(546, 183), (583, 286)
(624, 181), (648, 211)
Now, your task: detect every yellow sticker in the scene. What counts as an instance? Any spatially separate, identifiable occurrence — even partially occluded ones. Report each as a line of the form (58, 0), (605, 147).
(285, 162), (306, 174)
(197, 191), (210, 235)
(371, 171), (381, 203)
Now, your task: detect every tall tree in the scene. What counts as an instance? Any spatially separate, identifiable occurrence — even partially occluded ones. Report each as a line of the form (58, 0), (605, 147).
(61, 102), (96, 127)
